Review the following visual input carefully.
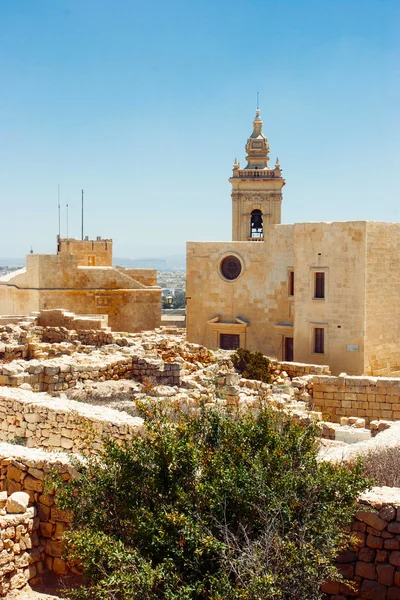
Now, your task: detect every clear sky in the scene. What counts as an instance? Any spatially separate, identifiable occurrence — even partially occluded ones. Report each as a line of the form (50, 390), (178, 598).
(0, 0), (399, 259)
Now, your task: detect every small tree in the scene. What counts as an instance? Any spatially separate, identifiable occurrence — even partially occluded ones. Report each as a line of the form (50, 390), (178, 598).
(58, 404), (368, 599)
(232, 348), (272, 383)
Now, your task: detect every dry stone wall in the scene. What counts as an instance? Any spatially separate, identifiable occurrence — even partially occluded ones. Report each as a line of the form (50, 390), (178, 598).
(0, 445), (78, 580)
(0, 490), (39, 596)
(0, 387), (143, 454)
(312, 375), (400, 424)
(0, 352), (181, 393)
(267, 358), (330, 378)
(323, 487), (400, 600)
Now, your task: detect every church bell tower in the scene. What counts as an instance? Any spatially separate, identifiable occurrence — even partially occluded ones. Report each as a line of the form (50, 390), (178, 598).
(230, 109), (285, 241)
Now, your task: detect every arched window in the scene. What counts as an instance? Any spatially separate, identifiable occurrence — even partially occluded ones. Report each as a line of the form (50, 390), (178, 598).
(250, 209), (263, 238)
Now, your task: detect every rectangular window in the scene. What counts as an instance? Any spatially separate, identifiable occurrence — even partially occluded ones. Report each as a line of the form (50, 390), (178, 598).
(314, 328), (324, 354)
(219, 334), (240, 350)
(314, 272), (325, 299)
(288, 271), (294, 296)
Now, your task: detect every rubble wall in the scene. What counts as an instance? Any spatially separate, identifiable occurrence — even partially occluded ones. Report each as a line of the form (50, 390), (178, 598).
(323, 487), (400, 600)
(0, 493), (39, 596)
(37, 309), (109, 331)
(0, 387), (143, 454)
(312, 375), (400, 424)
(0, 353), (181, 392)
(0, 445), (76, 579)
(268, 358), (330, 378)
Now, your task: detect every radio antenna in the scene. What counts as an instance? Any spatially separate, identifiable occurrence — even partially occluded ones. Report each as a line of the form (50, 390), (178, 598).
(58, 184), (61, 237)
(81, 189), (84, 240)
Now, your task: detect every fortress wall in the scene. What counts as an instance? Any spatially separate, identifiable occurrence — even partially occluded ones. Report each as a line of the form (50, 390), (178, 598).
(311, 375), (400, 424)
(57, 238), (113, 267)
(0, 286), (39, 318)
(116, 267), (158, 287)
(39, 288), (161, 333)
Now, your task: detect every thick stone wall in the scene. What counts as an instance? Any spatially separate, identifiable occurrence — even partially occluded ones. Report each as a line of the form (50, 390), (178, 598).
(312, 375), (400, 424)
(0, 253), (162, 334)
(323, 487), (400, 600)
(37, 309), (109, 331)
(0, 352), (181, 392)
(0, 491), (39, 596)
(0, 387), (143, 454)
(57, 237), (113, 267)
(116, 267), (158, 287)
(267, 358), (330, 378)
(0, 445), (76, 580)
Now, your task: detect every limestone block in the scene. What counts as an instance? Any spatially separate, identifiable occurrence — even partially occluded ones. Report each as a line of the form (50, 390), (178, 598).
(45, 539), (63, 557)
(9, 570), (27, 590)
(6, 492), (29, 514)
(52, 557), (68, 575)
(23, 476), (43, 493)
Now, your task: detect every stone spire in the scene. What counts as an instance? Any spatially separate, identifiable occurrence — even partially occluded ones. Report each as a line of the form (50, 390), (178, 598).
(244, 109), (270, 170)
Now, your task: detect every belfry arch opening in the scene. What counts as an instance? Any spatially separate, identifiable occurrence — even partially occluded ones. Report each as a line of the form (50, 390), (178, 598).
(250, 209), (263, 239)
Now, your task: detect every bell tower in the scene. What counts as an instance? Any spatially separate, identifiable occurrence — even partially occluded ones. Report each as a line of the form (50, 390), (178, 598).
(230, 109), (285, 241)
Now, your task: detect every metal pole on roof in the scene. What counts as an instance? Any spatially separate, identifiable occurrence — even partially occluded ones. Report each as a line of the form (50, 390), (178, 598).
(81, 189), (84, 240)
(58, 184), (61, 237)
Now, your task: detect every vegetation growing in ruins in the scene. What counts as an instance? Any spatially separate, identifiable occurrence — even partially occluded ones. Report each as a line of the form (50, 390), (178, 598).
(362, 445), (400, 487)
(232, 348), (272, 383)
(58, 404), (368, 600)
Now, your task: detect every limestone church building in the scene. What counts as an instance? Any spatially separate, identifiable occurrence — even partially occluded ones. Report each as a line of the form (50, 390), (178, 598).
(186, 109), (400, 377)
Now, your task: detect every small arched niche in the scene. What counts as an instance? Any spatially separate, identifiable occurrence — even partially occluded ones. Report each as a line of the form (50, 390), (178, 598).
(250, 209), (263, 238)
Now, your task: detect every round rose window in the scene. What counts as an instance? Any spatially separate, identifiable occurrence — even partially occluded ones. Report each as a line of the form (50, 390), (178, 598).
(220, 256), (242, 280)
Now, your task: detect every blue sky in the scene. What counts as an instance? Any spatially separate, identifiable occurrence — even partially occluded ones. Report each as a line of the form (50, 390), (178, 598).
(0, 0), (399, 259)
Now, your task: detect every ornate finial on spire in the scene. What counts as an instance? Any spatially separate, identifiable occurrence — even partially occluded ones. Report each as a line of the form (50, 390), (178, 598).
(30, 247), (33, 254)
(233, 157), (240, 170)
(275, 157), (280, 168)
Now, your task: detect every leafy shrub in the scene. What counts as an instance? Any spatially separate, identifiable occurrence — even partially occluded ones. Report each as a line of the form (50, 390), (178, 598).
(232, 347), (272, 383)
(57, 404), (368, 600)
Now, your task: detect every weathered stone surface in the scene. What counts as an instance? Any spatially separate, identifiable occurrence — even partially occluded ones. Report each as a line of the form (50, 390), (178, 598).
(376, 563), (395, 586)
(360, 579), (388, 600)
(6, 492), (29, 514)
(355, 510), (388, 531)
(389, 552), (400, 567)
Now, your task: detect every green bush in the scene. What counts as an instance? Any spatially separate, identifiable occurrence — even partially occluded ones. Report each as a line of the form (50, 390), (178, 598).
(232, 348), (272, 383)
(58, 404), (368, 600)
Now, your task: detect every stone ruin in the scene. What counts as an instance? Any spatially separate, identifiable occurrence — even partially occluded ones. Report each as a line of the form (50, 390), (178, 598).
(0, 308), (399, 597)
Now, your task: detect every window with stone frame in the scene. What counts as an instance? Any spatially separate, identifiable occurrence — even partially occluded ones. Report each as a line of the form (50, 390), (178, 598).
(314, 327), (325, 354)
(314, 272), (325, 299)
